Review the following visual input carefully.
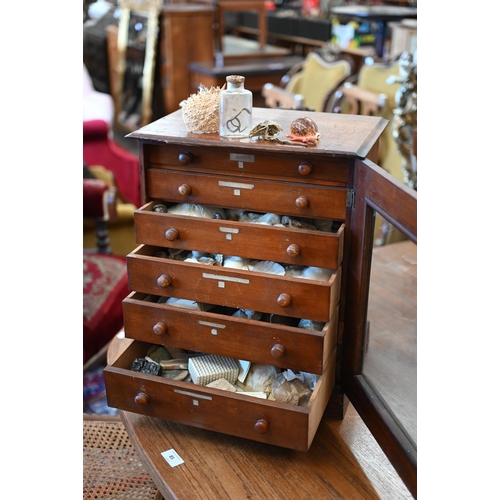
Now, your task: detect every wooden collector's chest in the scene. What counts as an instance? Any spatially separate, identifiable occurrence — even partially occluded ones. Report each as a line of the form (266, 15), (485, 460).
(104, 107), (389, 452)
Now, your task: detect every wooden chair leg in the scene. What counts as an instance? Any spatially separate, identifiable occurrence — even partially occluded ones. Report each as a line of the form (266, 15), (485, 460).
(95, 220), (112, 254)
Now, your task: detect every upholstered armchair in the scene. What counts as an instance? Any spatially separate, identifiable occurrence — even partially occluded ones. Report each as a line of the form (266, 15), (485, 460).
(83, 178), (130, 365)
(83, 119), (140, 256)
(261, 51), (353, 112)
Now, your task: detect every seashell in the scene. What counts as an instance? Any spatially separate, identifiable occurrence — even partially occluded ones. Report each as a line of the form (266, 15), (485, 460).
(281, 215), (318, 231)
(289, 117), (319, 137)
(271, 372), (312, 406)
(254, 213), (281, 225)
(225, 209), (246, 220)
(153, 203), (168, 213)
(232, 309), (263, 321)
(223, 256), (252, 269)
(165, 298), (213, 311)
(191, 251), (209, 260)
(183, 256), (218, 265)
(168, 203), (227, 219)
(236, 211), (261, 223)
(240, 364), (277, 394)
(298, 319), (325, 331)
(179, 84), (224, 134)
(284, 265), (305, 277)
(249, 260), (285, 275)
(300, 266), (333, 281)
(168, 248), (187, 260)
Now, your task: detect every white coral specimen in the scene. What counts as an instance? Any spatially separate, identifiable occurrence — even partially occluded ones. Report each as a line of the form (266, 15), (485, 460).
(179, 84), (224, 134)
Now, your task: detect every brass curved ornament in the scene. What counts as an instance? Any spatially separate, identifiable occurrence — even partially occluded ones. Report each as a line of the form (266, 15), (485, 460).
(387, 51), (417, 191)
(115, 0), (163, 131)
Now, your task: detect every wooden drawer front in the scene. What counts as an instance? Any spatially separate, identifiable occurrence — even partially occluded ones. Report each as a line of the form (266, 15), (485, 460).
(127, 245), (341, 322)
(135, 203), (345, 269)
(145, 144), (349, 185)
(104, 340), (335, 451)
(146, 169), (348, 220)
(123, 292), (339, 374)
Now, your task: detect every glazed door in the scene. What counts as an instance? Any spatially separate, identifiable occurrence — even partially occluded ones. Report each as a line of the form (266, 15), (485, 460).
(342, 158), (417, 498)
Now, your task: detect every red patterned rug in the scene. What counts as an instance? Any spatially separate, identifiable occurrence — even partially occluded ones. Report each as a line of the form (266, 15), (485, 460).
(83, 253), (129, 364)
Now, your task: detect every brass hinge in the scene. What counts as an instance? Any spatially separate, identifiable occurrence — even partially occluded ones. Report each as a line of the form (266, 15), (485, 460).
(346, 189), (355, 208)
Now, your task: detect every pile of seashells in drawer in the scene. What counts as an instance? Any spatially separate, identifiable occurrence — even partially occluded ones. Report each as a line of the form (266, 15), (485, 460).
(152, 202), (340, 281)
(129, 202), (341, 406)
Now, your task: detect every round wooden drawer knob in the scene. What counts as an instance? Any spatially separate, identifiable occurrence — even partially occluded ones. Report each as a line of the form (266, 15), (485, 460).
(298, 162), (312, 176)
(286, 243), (300, 257)
(271, 344), (286, 358)
(165, 228), (179, 241)
(134, 392), (150, 406)
(277, 293), (291, 307)
(254, 419), (269, 434)
(178, 152), (192, 165)
(153, 321), (167, 336)
(178, 184), (191, 196)
(157, 274), (172, 288)
(295, 195), (309, 209)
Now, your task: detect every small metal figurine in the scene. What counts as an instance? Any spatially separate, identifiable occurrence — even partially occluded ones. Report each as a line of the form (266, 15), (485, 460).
(387, 51), (417, 190)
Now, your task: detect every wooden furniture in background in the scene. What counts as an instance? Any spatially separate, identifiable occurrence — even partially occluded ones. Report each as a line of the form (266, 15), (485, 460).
(160, 3), (216, 114)
(215, 0), (268, 51)
(189, 55), (303, 104)
(107, 4), (216, 118)
(83, 415), (162, 499)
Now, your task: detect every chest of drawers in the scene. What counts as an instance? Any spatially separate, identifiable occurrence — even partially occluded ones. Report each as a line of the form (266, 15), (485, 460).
(104, 107), (387, 451)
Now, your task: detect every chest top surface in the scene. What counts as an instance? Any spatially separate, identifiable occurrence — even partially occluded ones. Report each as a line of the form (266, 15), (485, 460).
(127, 108), (387, 159)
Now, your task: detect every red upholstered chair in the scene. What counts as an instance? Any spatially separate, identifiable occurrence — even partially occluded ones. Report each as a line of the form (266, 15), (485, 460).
(83, 178), (130, 365)
(83, 119), (141, 208)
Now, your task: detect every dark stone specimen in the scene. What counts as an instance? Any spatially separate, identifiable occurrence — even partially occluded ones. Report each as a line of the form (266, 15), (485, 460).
(131, 358), (163, 376)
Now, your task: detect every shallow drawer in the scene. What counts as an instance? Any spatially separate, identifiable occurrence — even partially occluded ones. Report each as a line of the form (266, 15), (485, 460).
(135, 202), (344, 269)
(104, 339), (336, 451)
(146, 168), (348, 221)
(123, 292), (339, 374)
(127, 245), (341, 322)
(145, 143), (349, 186)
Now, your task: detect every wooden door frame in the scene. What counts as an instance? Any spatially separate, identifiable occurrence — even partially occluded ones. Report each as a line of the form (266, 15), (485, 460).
(342, 158), (417, 497)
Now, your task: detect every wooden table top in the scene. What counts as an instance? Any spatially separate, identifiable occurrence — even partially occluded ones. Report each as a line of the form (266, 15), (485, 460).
(107, 336), (410, 500)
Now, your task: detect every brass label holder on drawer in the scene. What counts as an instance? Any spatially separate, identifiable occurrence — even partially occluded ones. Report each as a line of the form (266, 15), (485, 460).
(174, 389), (213, 402)
(202, 272), (250, 288)
(198, 320), (227, 336)
(218, 180), (255, 196)
(230, 153), (255, 168)
(219, 226), (239, 241)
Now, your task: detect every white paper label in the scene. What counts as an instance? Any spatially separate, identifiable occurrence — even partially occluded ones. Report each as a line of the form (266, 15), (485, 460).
(161, 449), (184, 467)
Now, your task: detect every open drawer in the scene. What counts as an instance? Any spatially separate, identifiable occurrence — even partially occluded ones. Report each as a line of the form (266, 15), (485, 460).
(127, 245), (342, 322)
(134, 201), (345, 269)
(104, 339), (336, 451)
(123, 292), (339, 374)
